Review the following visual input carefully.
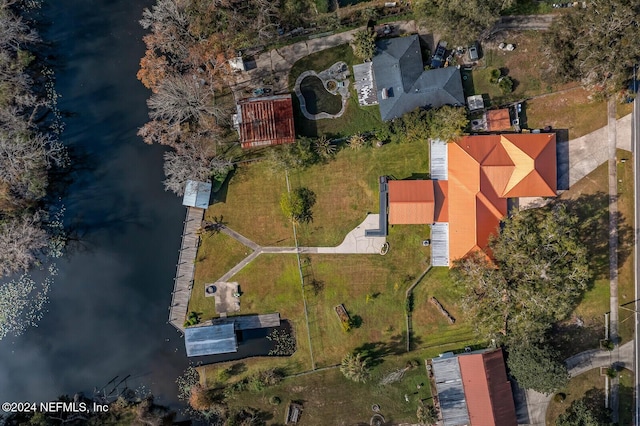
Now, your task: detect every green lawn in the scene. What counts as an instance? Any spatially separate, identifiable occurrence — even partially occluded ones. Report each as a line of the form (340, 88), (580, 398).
(207, 139), (429, 248)
(411, 267), (479, 350)
(189, 231), (255, 320)
(226, 355), (432, 426)
(616, 149), (635, 344)
(551, 149), (635, 357)
(546, 368), (609, 424)
(288, 43), (384, 138)
(619, 367), (634, 425)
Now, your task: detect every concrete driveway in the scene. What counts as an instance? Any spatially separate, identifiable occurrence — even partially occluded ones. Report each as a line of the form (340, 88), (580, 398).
(559, 113), (632, 188)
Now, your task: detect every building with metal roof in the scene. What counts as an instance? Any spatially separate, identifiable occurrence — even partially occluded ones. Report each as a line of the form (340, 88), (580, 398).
(431, 353), (470, 426)
(447, 134), (556, 262)
(184, 323), (237, 357)
(353, 62), (379, 106)
(235, 94), (296, 149)
(376, 133), (557, 266)
(372, 35), (464, 122)
(184, 314), (281, 357)
(430, 349), (517, 426)
(182, 180), (212, 209)
(486, 109), (512, 132)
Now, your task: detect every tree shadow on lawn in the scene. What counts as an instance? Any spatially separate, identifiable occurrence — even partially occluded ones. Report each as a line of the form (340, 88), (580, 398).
(550, 321), (604, 360)
(353, 333), (423, 367)
(557, 192), (633, 280)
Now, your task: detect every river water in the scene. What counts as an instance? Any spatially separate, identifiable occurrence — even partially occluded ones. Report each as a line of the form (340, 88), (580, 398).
(0, 0), (190, 406)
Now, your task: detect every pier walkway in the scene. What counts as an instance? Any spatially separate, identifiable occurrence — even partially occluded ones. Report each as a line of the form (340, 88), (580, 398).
(169, 206), (204, 332)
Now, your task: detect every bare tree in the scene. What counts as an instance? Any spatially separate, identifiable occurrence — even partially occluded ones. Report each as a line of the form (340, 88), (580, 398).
(139, 0), (192, 58)
(147, 75), (224, 125)
(0, 4), (39, 50)
(163, 139), (232, 195)
(0, 211), (48, 276)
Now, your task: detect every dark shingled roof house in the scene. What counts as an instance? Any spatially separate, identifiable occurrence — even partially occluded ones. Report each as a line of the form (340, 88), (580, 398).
(372, 34), (464, 122)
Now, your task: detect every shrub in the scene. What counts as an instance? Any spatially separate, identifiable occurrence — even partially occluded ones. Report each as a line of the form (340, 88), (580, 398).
(499, 76), (514, 94)
(269, 396), (281, 405)
(489, 68), (501, 84)
(554, 393), (566, 403)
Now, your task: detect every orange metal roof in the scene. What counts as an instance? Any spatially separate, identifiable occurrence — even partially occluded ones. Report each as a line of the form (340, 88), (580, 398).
(447, 134), (557, 262)
(434, 180), (448, 222)
(388, 180), (434, 224)
(458, 349), (517, 426)
(486, 109), (512, 131)
(238, 95), (295, 149)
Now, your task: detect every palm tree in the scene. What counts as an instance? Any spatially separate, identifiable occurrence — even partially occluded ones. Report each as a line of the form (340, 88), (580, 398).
(340, 352), (370, 383)
(314, 135), (335, 158)
(348, 133), (366, 151)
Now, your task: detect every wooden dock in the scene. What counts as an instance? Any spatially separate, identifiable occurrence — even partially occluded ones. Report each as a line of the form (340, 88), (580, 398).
(169, 206), (204, 332)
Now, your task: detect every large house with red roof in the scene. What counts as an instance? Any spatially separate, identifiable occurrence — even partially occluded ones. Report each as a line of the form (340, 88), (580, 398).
(379, 133), (557, 266)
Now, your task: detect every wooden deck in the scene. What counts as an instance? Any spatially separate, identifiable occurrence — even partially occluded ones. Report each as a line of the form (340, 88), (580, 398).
(169, 206), (204, 332)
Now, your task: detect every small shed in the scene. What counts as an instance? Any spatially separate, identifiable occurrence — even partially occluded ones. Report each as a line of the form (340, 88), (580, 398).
(184, 323), (237, 357)
(182, 180), (212, 209)
(229, 56), (246, 72)
(467, 94), (485, 111)
(285, 402), (303, 424)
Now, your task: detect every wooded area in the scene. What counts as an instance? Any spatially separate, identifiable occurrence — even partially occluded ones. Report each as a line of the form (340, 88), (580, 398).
(452, 205), (589, 393)
(544, 0), (640, 94)
(0, 2), (67, 278)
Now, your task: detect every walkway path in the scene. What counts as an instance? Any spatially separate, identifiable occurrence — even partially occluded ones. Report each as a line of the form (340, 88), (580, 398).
(607, 99), (620, 421)
(169, 206), (205, 332)
(523, 341), (634, 425)
(214, 214), (386, 285)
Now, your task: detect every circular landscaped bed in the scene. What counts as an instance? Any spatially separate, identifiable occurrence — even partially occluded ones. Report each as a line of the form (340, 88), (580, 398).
(299, 75), (342, 115)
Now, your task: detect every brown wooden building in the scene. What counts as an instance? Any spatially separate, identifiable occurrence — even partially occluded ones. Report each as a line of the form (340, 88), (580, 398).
(235, 94), (296, 149)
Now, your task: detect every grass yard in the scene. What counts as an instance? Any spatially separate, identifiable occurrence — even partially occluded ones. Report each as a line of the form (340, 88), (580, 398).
(526, 88), (607, 139)
(411, 267), (479, 350)
(206, 164), (293, 247)
(616, 149), (635, 343)
(189, 232), (254, 319)
(228, 254), (314, 374)
(225, 354), (433, 426)
(545, 368), (610, 425)
(619, 367), (634, 425)
(293, 140), (429, 247)
(472, 31), (579, 105)
(551, 149), (635, 357)
(288, 44), (383, 138)
(207, 139), (428, 248)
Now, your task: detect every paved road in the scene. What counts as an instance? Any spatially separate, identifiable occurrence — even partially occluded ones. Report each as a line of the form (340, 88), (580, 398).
(633, 93), (640, 426)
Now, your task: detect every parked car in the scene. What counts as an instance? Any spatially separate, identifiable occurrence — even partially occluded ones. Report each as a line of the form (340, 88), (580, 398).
(431, 41), (447, 68)
(468, 43), (479, 61)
